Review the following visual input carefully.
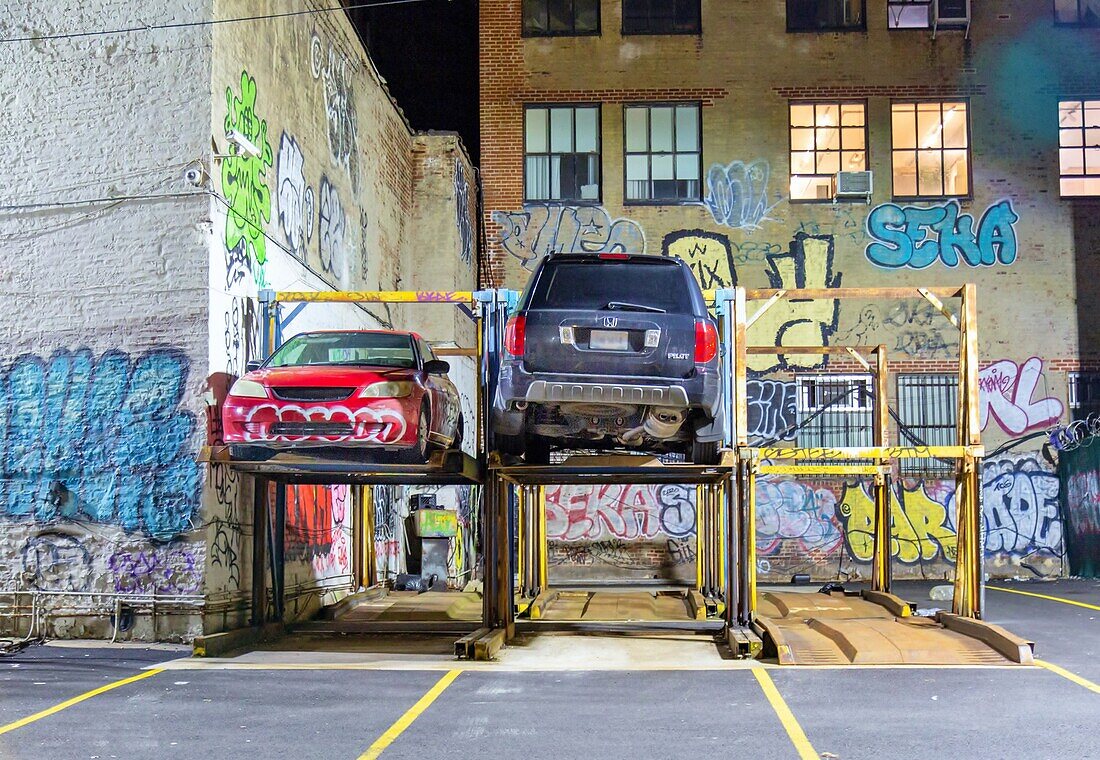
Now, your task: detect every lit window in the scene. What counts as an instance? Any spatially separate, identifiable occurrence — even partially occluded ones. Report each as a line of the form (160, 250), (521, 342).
(1059, 100), (1100, 197)
(523, 0), (599, 36)
(1054, 0), (1100, 25)
(622, 0), (700, 34)
(790, 102), (867, 201)
(624, 104), (702, 203)
(787, 0), (865, 31)
(891, 101), (970, 198)
(524, 106), (601, 202)
(888, 0), (931, 28)
(796, 375), (873, 450)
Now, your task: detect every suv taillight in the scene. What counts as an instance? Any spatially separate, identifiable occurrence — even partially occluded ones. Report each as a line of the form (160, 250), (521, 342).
(504, 315), (526, 356)
(694, 320), (718, 363)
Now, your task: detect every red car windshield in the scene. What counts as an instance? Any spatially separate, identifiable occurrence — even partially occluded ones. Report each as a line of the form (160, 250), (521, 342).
(266, 332), (417, 369)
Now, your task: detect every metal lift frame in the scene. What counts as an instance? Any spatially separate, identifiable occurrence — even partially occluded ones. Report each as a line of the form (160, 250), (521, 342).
(716, 284), (984, 624)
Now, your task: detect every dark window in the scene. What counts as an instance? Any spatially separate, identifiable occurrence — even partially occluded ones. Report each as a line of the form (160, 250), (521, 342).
(523, 0), (599, 36)
(1055, 0), (1100, 24)
(888, 0), (931, 27)
(787, 0), (866, 31)
(622, 0), (700, 34)
(525, 106), (602, 202)
(624, 104), (702, 202)
(529, 260), (693, 313)
(1070, 372), (1100, 420)
(897, 374), (957, 476)
(1059, 100), (1100, 197)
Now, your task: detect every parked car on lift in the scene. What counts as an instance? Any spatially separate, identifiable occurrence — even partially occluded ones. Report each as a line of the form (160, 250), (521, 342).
(492, 252), (726, 464)
(223, 330), (462, 463)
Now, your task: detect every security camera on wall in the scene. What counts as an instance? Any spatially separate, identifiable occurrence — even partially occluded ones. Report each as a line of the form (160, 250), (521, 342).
(183, 165), (208, 188)
(225, 129), (262, 159)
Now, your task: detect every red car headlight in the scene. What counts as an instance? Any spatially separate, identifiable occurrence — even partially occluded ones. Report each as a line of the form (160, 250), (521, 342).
(228, 379), (268, 398)
(360, 381), (414, 398)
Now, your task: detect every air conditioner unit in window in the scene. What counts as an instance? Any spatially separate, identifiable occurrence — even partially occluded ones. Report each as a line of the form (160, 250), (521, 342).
(832, 171), (873, 203)
(934, 0), (970, 27)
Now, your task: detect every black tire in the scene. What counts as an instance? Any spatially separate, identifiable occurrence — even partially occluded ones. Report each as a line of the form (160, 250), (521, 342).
(523, 435), (551, 465)
(451, 414), (464, 452)
(401, 403), (432, 463)
(691, 437), (720, 465)
(492, 431), (524, 457)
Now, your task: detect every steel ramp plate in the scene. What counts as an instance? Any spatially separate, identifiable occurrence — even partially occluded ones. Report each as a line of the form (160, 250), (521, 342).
(757, 591), (1018, 666)
(536, 590), (695, 622)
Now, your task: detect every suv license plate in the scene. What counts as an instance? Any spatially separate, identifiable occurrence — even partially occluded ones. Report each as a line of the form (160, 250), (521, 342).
(590, 330), (629, 351)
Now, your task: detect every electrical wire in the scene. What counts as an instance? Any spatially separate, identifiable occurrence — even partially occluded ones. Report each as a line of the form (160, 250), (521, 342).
(0, 0), (432, 45)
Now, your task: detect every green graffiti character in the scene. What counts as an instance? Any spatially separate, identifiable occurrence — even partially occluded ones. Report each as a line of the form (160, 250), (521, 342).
(222, 71), (273, 278)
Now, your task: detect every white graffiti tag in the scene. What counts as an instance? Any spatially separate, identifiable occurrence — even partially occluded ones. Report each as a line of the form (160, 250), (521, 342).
(244, 404), (408, 443)
(493, 205), (645, 271)
(978, 357), (1064, 435)
(276, 132), (314, 259)
(318, 176), (347, 280)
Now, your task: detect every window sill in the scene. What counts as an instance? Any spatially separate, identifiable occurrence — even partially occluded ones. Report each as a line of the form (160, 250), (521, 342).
(522, 198), (605, 206)
(522, 29), (602, 38)
(623, 199), (703, 207)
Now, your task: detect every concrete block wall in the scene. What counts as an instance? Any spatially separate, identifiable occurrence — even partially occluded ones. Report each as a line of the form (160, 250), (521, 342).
(480, 0), (1099, 581)
(0, 0), (213, 640)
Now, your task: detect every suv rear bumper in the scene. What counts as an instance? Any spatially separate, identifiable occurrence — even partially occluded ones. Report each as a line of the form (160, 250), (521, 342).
(493, 364), (724, 441)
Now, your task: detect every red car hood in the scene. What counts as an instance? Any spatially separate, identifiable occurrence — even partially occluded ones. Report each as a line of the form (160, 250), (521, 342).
(245, 365), (416, 387)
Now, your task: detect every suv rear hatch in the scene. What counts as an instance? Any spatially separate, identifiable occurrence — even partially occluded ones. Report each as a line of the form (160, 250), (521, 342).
(520, 257), (699, 379)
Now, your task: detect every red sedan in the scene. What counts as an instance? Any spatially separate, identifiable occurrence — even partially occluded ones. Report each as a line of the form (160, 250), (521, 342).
(223, 330), (463, 462)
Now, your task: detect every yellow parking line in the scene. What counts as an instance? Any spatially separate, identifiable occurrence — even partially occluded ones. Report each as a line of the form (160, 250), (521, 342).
(0, 668), (163, 736)
(752, 668), (819, 760)
(358, 669), (462, 759)
(1036, 660), (1100, 695)
(988, 585), (1100, 612)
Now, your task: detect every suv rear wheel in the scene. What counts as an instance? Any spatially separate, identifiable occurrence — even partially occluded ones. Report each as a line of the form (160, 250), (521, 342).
(691, 437), (720, 466)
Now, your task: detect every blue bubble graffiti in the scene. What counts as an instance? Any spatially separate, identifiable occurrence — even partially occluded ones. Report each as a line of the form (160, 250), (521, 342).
(0, 349), (200, 540)
(865, 199), (1019, 269)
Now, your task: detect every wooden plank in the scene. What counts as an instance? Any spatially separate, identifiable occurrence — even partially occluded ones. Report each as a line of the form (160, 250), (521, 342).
(433, 347), (478, 357)
(454, 627), (491, 659)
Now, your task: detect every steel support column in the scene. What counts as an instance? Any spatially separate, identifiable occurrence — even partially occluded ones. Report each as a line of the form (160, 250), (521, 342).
(250, 475), (268, 626)
(871, 345), (892, 593)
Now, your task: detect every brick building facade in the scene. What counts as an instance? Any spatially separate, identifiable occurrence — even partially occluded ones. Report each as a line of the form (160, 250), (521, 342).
(479, 0), (1100, 583)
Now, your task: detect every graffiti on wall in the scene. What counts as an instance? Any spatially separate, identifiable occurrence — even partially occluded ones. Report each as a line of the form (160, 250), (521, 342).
(0, 349), (200, 540)
(318, 176), (348, 279)
(865, 199), (1019, 269)
(983, 455), (1063, 557)
(746, 379), (798, 441)
(756, 480), (843, 557)
(222, 70), (273, 287)
(703, 160), (781, 231)
(20, 533), (92, 591)
(310, 31), (359, 183)
(493, 205), (645, 271)
(838, 482), (958, 565)
(662, 230), (735, 290)
(1062, 446), (1100, 576)
(109, 543), (201, 595)
(455, 159), (474, 268)
(276, 131), (315, 261)
(750, 233), (842, 373)
(837, 300), (959, 359)
(979, 357), (1064, 434)
(545, 484), (695, 542)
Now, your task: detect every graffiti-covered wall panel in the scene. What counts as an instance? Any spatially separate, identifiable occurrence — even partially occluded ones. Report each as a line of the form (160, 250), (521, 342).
(0, 0), (213, 638)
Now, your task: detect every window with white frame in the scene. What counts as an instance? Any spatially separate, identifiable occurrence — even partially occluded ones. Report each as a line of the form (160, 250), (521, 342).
(888, 0), (932, 27)
(624, 103), (702, 203)
(796, 374), (873, 449)
(1069, 372), (1100, 420)
(525, 105), (601, 202)
(790, 102), (867, 201)
(1059, 100), (1100, 197)
(523, 0), (599, 36)
(897, 374), (957, 476)
(1055, 0), (1100, 25)
(891, 101), (970, 198)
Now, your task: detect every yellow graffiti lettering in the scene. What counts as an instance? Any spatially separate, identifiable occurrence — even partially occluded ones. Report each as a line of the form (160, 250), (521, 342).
(838, 483), (957, 564)
(664, 231), (734, 291)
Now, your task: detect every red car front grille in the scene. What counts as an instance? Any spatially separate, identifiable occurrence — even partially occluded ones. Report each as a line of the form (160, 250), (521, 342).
(270, 422), (355, 437)
(271, 387), (355, 402)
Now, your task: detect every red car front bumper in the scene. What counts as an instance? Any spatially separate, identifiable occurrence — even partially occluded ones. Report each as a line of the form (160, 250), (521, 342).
(222, 394), (420, 448)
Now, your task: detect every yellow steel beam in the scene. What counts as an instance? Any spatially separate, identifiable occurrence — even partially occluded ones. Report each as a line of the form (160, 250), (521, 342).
(744, 286), (965, 300)
(517, 486), (525, 597)
(746, 290), (787, 328)
(745, 345), (880, 355)
(749, 445), (984, 460)
(756, 464), (890, 476)
(747, 465), (758, 618)
(695, 484), (705, 593)
(275, 290), (475, 304)
(537, 486), (548, 591)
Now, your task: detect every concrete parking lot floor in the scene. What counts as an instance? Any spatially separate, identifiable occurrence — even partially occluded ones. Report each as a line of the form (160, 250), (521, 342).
(1, 579), (1097, 760)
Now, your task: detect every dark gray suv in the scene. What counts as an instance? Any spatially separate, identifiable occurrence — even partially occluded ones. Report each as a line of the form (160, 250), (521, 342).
(492, 253), (726, 464)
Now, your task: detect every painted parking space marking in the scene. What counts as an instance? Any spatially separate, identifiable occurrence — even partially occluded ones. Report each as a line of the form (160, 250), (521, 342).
(988, 586), (1100, 612)
(0, 668), (162, 736)
(358, 669), (462, 759)
(752, 668), (819, 760)
(1036, 660), (1100, 695)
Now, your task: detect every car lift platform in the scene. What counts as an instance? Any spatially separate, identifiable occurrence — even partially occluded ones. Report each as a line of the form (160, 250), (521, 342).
(754, 588), (1034, 666)
(491, 452), (734, 486)
(205, 447), (483, 485)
